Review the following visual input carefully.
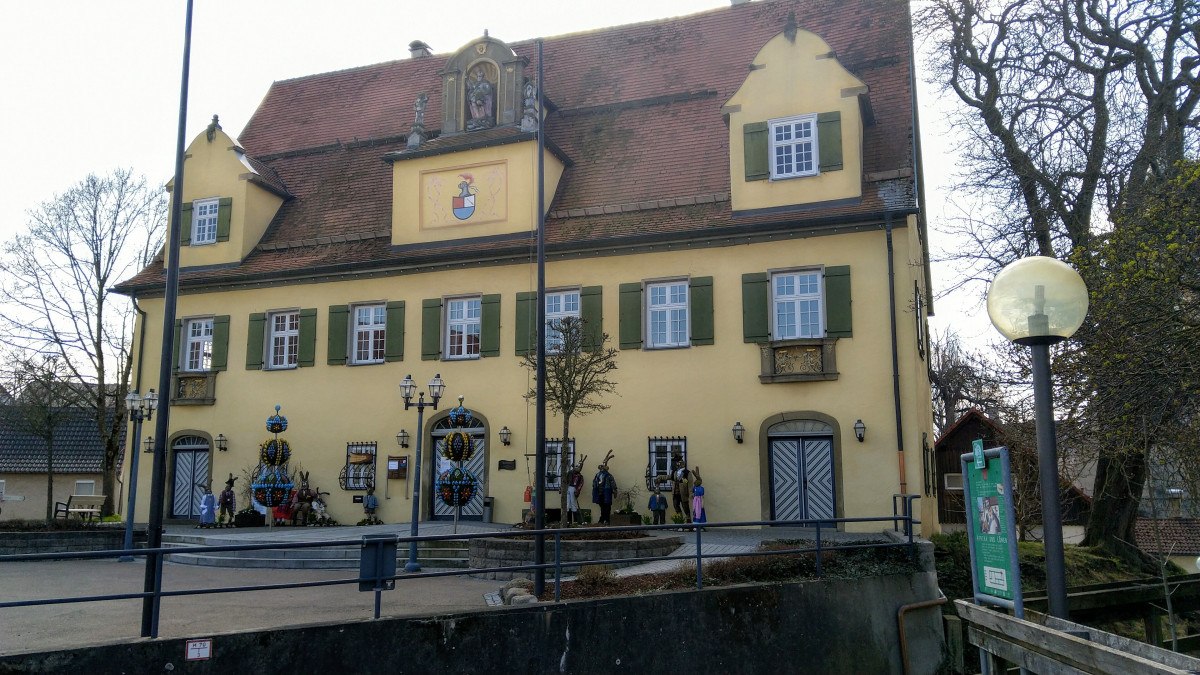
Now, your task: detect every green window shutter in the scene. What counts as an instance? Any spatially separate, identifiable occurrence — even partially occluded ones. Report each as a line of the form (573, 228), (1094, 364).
(172, 319), (183, 372)
(741, 273), (769, 344)
(515, 292), (537, 357)
(327, 305), (349, 365)
(824, 266), (852, 337)
(743, 121), (769, 181)
(211, 315), (230, 371)
(817, 111), (843, 173)
(580, 286), (604, 351)
(216, 197), (232, 242)
(618, 283), (643, 350)
(179, 202), (193, 246)
(480, 294), (501, 357)
(246, 313), (266, 369)
(422, 298), (442, 361)
(385, 301), (406, 362)
(297, 308), (317, 367)
(689, 277), (714, 346)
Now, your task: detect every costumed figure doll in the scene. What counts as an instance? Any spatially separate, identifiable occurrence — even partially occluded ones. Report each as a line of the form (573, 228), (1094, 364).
(362, 484), (380, 524)
(691, 467), (707, 526)
(217, 474), (237, 527)
(565, 458), (586, 525)
(591, 451), (617, 525)
(648, 488), (668, 525)
(671, 457), (692, 522)
(197, 480), (216, 528)
(291, 471), (316, 526)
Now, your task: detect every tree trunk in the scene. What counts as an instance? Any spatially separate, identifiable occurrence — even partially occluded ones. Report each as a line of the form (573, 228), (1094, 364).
(558, 418), (571, 527)
(44, 432), (55, 521)
(1082, 449), (1152, 566)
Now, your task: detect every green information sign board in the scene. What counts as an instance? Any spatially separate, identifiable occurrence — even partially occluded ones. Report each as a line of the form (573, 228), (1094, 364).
(961, 446), (1023, 613)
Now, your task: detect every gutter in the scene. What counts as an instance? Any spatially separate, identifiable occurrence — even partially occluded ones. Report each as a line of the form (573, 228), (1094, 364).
(886, 213), (907, 494)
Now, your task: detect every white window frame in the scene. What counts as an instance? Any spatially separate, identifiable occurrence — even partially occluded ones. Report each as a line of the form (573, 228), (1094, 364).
(944, 473), (964, 491)
(771, 269), (824, 340)
(544, 439), (576, 491)
(445, 296), (482, 360)
(646, 280), (689, 349)
(647, 438), (686, 491)
(267, 310), (300, 369)
(545, 289), (580, 352)
(183, 317), (214, 372)
(192, 198), (220, 245)
(73, 480), (96, 496)
(768, 114), (819, 180)
(352, 304), (386, 365)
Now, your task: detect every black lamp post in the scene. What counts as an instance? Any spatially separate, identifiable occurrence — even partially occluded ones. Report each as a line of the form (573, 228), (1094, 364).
(987, 255), (1088, 619)
(399, 373), (445, 572)
(120, 389), (157, 562)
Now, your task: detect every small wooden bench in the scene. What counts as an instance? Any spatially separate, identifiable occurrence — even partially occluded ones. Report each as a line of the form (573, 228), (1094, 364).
(53, 494), (106, 522)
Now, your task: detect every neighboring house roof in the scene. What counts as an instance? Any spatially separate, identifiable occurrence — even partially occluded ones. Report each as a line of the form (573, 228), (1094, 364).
(114, 0), (918, 295)
(0, 408), (122, 474)
(935, 409), (1006, 450)
(1136, 518), (1200, 557)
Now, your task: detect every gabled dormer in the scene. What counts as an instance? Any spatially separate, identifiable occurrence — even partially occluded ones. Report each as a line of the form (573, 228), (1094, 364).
(725, 25), (869, 215)
(167, 116), (290, 269)
(384, 36), (567, 248)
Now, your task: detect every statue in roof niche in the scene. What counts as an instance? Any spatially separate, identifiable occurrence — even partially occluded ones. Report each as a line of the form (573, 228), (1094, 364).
(465, 65), (496, 131)
(408, 93), (428, 150)
(520, 78), (539, 133)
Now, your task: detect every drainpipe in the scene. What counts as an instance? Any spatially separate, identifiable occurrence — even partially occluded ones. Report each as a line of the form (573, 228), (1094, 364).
(897, 590), (947, 675)
(886, 213), (907, 494)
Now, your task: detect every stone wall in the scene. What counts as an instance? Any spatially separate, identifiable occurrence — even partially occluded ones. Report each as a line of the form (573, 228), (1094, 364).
(0, 572), (946, 674)
(0, 529), (141, 557)
(469, 535), (682, 580)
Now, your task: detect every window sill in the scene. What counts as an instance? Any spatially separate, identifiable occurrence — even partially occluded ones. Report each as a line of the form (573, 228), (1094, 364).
(171, 372), (217, 405)
(758, 338), (838, 383)
(348, 360), (385, 367)
(265, 365), (298, 371)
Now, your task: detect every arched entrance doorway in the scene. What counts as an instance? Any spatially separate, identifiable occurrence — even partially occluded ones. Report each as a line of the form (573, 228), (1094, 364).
(766, 419), (837, 524)
(429, 415), (488, 520)
(170, 435), (211, 518)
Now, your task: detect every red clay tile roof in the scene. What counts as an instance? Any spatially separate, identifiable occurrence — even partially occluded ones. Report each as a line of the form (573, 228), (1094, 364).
(116, 0), (917, 295)
(1136, 518), (1200, 557)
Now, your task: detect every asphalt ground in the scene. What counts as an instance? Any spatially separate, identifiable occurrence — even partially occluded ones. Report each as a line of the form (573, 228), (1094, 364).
(0, 558), (497, 656)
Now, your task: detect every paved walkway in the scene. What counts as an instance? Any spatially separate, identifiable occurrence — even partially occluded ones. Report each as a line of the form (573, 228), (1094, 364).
(1, 522), (895, 656)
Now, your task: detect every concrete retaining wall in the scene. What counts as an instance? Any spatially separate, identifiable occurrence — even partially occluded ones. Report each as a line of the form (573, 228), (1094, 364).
(469, 535), (682, 580)
(0, 572), (945, 674)
(0, 529), (141, 557)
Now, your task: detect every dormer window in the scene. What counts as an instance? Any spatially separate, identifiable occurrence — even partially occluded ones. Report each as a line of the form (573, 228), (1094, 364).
(769, 114), (818, 179)
(192, 198), (220, 245)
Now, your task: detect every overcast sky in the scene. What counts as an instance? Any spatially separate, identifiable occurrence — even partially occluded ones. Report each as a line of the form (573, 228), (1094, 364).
(0, 0), (991, 341)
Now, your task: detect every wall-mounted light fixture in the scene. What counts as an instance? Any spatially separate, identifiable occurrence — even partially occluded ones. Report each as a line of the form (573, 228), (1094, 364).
(396, 429), (410, 449)
(143, 436), (155, 453)
(853, 419), (866, 443)
(499, 426), (512, 446)
(732, 421), (745, 444)
(215, 433), (228, 452)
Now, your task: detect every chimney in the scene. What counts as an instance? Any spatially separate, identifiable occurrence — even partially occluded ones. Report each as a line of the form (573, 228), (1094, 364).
(1168, 488), (1185, 518)
(409, 40), (432, 59)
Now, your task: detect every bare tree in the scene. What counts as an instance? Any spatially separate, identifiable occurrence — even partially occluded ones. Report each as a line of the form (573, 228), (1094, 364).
(919, 0), (1198, 555)
(928, 329), (1004, 433)
(523, 316), (619, 526)
(0, 169), (166, 516)
(0, 354), (84, 520)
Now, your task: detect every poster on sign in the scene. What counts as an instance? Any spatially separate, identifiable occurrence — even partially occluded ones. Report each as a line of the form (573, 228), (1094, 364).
(960, 445), (1024, 617)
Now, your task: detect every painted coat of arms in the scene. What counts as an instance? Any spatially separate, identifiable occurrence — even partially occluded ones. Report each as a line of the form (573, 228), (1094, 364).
(452, 174), (477, 220)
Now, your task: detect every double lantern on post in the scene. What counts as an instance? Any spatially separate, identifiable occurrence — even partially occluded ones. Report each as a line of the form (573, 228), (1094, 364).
(398, 373), (445, 573)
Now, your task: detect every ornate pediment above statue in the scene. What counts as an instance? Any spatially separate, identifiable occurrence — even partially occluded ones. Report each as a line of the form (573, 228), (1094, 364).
(439, 35), (528, 135)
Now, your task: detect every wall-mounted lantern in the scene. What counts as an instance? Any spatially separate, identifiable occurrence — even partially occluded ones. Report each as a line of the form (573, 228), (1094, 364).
(215, 433), (228, 452)
(499, 426), (512, 446)
(853, 419), (866, 443)
(396, 429), (410, 449)
(732, 421), (745, 444)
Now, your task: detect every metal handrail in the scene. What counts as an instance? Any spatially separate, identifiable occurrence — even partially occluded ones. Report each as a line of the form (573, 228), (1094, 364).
(0, 512), (921, 635)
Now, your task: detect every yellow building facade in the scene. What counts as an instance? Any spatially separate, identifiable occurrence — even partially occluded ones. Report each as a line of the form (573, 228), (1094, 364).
(116, 0), (938, 534)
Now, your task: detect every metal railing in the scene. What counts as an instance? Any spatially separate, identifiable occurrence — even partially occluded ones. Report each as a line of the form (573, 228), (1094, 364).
(0, 498), (920, 640)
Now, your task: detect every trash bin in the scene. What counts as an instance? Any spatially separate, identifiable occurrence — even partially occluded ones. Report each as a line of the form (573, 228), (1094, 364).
(482, 496), (495, 523)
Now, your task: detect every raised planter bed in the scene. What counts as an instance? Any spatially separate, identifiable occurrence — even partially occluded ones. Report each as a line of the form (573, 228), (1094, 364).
(469, 534), (681, 580)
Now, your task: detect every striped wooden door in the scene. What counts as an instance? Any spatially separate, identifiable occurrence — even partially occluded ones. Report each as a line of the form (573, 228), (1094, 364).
(431, 435), (486, 519)
(769, 437), (834, 523)
(170, 438), (210, 518)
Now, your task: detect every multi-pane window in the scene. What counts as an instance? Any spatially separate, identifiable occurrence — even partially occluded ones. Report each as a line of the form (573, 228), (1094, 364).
(769, 115), (818, 179)
(192, 198), (219, 245)
(445, 297), (482, 359)
(268, 311), (300, 369)
(183, 318), (214, 371)
(353, 304), (386, 364)
(545, 290), (580, 352)
(647, 281), (688, 348)
(772, 270), (823, 339)
(544, 439), (576, 491)
(647, 437), (686, 491)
